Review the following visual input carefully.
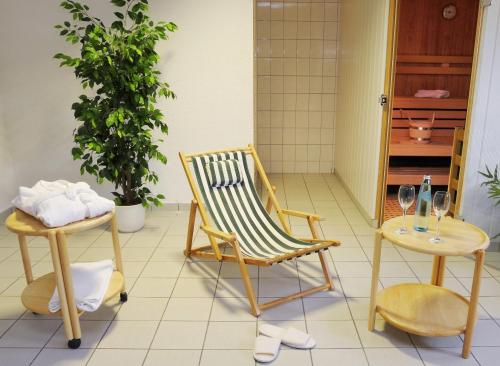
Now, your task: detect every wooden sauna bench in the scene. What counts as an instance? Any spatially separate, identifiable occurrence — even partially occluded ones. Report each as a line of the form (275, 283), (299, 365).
(388, 94), (468, 187)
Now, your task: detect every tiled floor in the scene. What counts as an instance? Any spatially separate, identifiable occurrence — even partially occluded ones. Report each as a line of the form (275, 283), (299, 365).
(1, 174), (500, 366)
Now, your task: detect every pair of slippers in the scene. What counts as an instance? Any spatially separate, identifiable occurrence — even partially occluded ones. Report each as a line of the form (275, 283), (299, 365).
(253, 324), (316, 363)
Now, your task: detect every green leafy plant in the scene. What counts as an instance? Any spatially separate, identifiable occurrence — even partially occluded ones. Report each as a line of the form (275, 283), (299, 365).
(479, 164), (500, 239)
(54, 0), (177, 207)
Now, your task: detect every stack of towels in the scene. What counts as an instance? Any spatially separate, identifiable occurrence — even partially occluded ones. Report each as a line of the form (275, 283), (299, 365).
(12, 180), (115, 228)
(49, 260), (114, 313)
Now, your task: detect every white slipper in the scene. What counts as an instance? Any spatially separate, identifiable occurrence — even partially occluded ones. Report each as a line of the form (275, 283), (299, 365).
(253, 335), (281, 363)
(259, 324), (316, 349)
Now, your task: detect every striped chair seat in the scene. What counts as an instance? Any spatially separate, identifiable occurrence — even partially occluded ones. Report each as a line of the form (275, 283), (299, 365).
(192, 151), (318, 259)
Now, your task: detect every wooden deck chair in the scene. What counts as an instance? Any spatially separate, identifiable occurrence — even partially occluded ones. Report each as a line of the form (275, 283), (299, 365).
(179, 145), (340, 316)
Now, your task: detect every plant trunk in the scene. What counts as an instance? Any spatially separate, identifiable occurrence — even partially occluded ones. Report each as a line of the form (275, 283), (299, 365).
(121, 168), (134, 206)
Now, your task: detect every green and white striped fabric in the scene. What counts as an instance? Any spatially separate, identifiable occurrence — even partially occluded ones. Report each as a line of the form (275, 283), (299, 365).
(192, 151), (317, 259)
(205, 159), (244, 188)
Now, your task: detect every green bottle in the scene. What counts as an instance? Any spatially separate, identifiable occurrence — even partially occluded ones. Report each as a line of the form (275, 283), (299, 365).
(413, 175), (432, 232)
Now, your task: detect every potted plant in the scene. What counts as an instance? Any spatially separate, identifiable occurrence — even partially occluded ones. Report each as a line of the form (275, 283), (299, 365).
(480, 164), (500, 240)
(54, 0), (177, 232)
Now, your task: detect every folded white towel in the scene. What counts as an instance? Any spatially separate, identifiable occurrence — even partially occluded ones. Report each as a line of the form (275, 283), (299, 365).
(12, 180), (114, 227)
(49, 260), (114, 313)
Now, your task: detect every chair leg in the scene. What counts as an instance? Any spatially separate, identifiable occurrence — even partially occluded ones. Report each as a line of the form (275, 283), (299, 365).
(233, 240), (260, 317)
(318, 251), (334, 290)
(185, 200), (197, 257)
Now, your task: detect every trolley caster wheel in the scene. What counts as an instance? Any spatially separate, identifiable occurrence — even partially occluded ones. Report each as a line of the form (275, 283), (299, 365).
(120, 292), (128, 302)
(68, 338), (81, 349)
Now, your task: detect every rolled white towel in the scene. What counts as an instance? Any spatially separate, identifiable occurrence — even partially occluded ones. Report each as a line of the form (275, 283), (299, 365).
(12, 180), (115, 228)
(49, 260), (114, 313)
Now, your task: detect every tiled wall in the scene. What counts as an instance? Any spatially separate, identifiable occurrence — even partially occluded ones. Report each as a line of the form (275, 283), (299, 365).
(255, 0), (338, 173)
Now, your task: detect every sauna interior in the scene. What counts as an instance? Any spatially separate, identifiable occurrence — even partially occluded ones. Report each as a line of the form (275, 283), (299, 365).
(383, 0), (479, 221)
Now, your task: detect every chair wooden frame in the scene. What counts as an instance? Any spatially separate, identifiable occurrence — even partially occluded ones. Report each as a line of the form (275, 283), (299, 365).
(179, 144), (340, 316)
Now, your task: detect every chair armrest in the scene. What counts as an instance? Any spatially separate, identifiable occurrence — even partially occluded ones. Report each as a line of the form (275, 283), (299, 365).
(200, 225), (236, 242)
(298, 238), (341, 246)
(281, 209), (323, 221)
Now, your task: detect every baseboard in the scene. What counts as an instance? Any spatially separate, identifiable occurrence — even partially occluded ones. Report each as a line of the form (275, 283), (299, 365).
(333, 173), (379, 228)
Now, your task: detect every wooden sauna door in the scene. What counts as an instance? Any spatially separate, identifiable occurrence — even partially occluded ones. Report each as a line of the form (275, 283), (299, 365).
(377, 0), (484, 225)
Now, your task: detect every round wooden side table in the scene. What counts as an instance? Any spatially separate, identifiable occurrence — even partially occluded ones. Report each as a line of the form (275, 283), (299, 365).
(5, 209), (127, 349)
(368, 215), (490, 359)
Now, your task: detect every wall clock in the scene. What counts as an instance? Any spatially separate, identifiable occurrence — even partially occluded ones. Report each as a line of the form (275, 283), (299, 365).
(443, 4), (457, 20)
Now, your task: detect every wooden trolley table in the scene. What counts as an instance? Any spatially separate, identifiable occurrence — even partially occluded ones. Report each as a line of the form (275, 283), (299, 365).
(368, 215), (490, 359)
(5, 209), (127, 349)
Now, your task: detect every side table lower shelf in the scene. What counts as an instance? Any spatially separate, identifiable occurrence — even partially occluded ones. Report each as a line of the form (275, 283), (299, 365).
(21, 271), (125, 316)
(376, 283), (469, 337)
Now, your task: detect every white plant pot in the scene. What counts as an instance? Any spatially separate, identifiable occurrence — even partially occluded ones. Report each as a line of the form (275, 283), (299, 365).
(115, 204), (145, 233)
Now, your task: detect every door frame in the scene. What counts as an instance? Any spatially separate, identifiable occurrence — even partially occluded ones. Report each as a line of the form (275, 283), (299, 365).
(375, 0), (487, 227)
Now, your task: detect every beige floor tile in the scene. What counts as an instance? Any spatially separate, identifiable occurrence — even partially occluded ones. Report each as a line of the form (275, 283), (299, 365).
(0, 261), (25, 277)
(312, 348), (368, 366)
(180, 261), (221, 278)
(297, 260), (336, 277)
(0, 248), (18, 261)
(98, 320), (158, 349)
(0, 348), (40, 366)
(129, 278), (176, 298)
(80, 302), (122, 321)
(330, 235), (362, 248)
(0, 297), (26, 319)
(259, 277), (300, 297)
(219, 262), (258, 278)
(87, 349), (147, 366)
(458, 277), (500, 296)
(417, 347), (479, 365)
(150, 247), (186, 261)
(410, 333), (463, 348)
(298, 277), (344, 297)
(151, 321), (207, 349)
(306, 320), (361, 348)
(215, 278), (258, 298)
(46, 320), (110, 348)
(163, 298), (213, 321)
(259, 262), (298, 278)
(355, 319), (413, 348)
(210, 297), (255, 321)
(303, 297), (351, 320)
(200, 350), (254, 366)
(144, 350), (201, 366)
(339, 277), (374, 297)
(407, 261), (451, 278)
(268, 349), (312, 366)
(31, 348), (93, 366)
(204, 322), (256, 349)
(480, 296), (500, 319)
(459, 319), (500, 346)
(116, 297), (168, 320)
(447, 261), (491, 278)
(472, 346), (500, 366)
(77, 247), (115, 262)
(0, 319), (15, 336)
(379, 277), (420, 289)
(1, 278), (30, 296)
(171, 278), (217, 298)
(0, 278), (16, 293)
(258, 297), (305, 321)
(378, 261), (415, 278)
(0, 319), (60, 347)
(331, 247), (368, 261)
(121, 247), (155, 261)
(140, 261), (184, 278)
(120, 261), (147, 277)
(364, 247), (404, 262)
(335, 261), (372, 277)
(364, 348), (423, 366)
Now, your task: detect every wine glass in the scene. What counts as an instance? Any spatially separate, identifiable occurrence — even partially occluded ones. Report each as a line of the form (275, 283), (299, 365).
(429, 191), (451, 243)
(396, 184), (415, 235)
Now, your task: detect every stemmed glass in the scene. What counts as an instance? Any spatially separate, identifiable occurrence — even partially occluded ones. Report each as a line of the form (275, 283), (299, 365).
(396, 184), (415, 235)
(429, 191), (451, 243)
